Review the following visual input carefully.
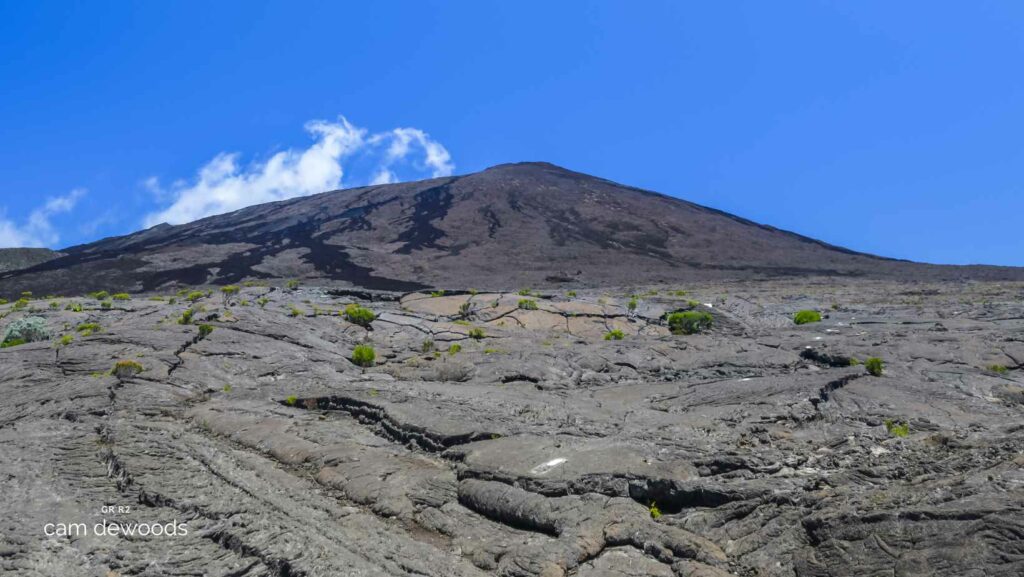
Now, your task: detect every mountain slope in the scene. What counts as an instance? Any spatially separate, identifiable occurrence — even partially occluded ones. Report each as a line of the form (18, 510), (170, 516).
(1, 162), (1021, 296)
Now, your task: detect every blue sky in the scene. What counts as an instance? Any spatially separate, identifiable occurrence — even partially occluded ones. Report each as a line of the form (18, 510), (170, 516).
(1, 2), (1022, 265)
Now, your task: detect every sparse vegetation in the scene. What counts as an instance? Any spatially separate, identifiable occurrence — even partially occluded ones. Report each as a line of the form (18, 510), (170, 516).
(89, 291), (109, 300)
(343, 304), (376, 327)
(222, 384), (232, 393)
(884, 419), (909, 437)
(517, 298), (538, 310)
(66, 302), (83, 312)
(186, 291), (205, 303)
(459, 301), (473, 318)
(649, 502), (662, 519)
(421, 338), (435, 353)
(286, 279), (300, 290)
(285, 395), (298, 406)
(100, 300), (112, 310)
(566, 290), (577, 298)
(0, 298), (7, 305)
(289, 306), (303, 317)
(198, 324), (214, 339)
(2, 316), (50, 347)
(76, 322), (101, 336)
(13, 298), (29, 310)
(604, 329), (625, 340)
(448, 343), (462, 355)
(178, 309), (194, 325)
(257, 297), (269, 308)
(627, 298), (638, 311)
(468, 327), (485, 340)
(987, 364), (1009, 375)
(430, 290), (445, 297)
(111, 360), (144, 382)
(352, 344), (376, 367)
(58, 334), (74, 346)
(112, 293), (131, 301)
(793, 310), (822, 325)
(667, 311), (713, 335)
(517, 288), (532, 296)
(865, 357), (884, 377)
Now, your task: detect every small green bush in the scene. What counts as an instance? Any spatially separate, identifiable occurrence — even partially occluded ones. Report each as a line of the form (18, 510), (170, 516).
(352, 344), (376, 367)
(458, 301), (473, 318)
(884, 419), (909, 437)
(257, 297), (269, 308)
(289, 306), (303, 317)
(430, 290), (445, 298)
(186, 291), (205, 303)
(566, 291), (577, 298)
(13, 298), (29, 310)
(112, 293), (131, 301)
(58, 334), (74, 346)
(421, 338), (435, 353)
(2, 316), (50, 347)
(66, 302), (83, 312)
(627, 298), (638, 311)
(649, 502), (662, 520)
(48, 301), (60, 310)
(667, 311), (713, 335)
(448, 343), (462, 355)
(285, 395), (298, 406)
(517, 299), (538, 310)
(111, 359), (144, 381)
(89, 291), (109, 300)
(604, 329), (625, 340)
(343, 304), (376, 327)
(987, 364), (1009, 375)
(468, 327), (485, 340)
(76, 322), (101, 335)
(0, 298), (8, 305)
(220, 285), (240, 304)
(198, 324), (214, 338)
(285, 279), (300, 290)
(865, 357), (884, 377)
(517, 288), (532, 296)
(100, 301), (112, 310)
(178, 309), (194, 325)
(793, 310), (822, 325)
(0, 338), (26, 348)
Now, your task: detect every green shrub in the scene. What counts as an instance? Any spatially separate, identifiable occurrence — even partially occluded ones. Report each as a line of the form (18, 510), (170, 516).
(222, 384), (232, 393)
(343, 304), (376, 327)
(352, 344), (376, 367)
(178, 309), (194, 325)
(13, 298), (29, 310)
(112, 293), (131, 301)
(111, 359), (144, 381)
(2, 316), (50, 347)
(604, 329), (625, 340)
(286, 279), (300, 290)
(627, 298), (638, 311)
(289, 306), (303, 317)
(285, 395), (298, 406)
(89, 291), (109, 300)
(793, 310), (822, 325)
(186, 291), (205, 303)
(987, 364), (1009, 375)
(517, 288), (531, 296)
(58, 334), (74, 346)
(430, 290), (445, 297)
(76, 322), (101, 336)
(198, 324), (214, 338)
(0, 338), (26, 348)
(0, 298), (7, 305)
(517, 299), (538, 310)
(865, 357), (884, 377)
(220, 285), (240, 304)
(448, 343), (462, 355)
(100, 301), (112, 310)
(257, 297), (269, 308)
(48, 301), (60, 310)
(667, 311), (713, 335)
(421, 338), (435, 353)
(566, 291), (577, 298)
(884, 419), (909, 437)
(66, 302), (83, 312)
(649, 502), (662, 519)
(468, 327), (485, 340)
(459, 301), (473, 318)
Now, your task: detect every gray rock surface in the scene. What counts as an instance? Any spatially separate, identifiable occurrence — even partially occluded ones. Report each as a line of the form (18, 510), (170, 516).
(1, 278), (1022, 576)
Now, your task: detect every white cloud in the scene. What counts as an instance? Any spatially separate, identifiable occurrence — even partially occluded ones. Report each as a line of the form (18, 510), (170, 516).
(143, 116), (454, 227)
(0, 189), (86, 248)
